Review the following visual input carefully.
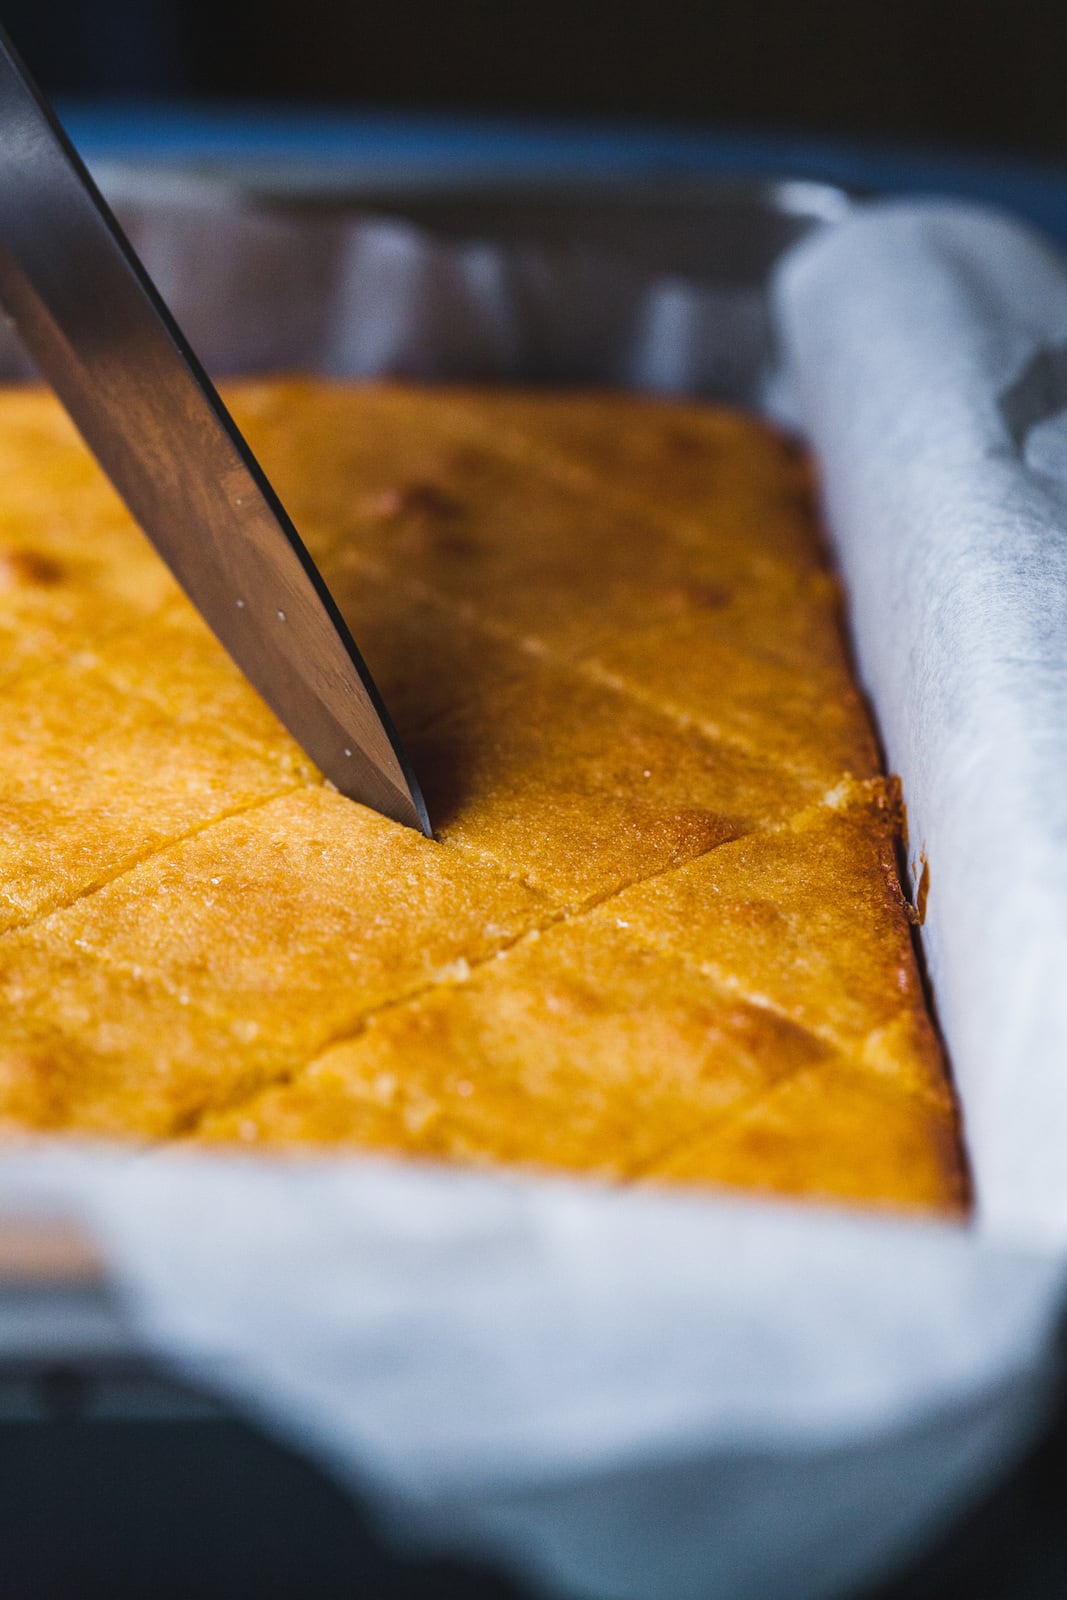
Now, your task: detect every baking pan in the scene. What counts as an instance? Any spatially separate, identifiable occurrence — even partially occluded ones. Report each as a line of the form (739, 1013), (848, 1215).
(6, 170), (1053, 1600)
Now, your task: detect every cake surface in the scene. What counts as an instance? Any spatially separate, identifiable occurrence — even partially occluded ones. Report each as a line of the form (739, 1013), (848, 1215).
(0, 380), (967, 1213)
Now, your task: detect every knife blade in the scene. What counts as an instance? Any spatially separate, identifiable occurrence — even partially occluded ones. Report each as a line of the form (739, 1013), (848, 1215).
(0, 27), (430, 836)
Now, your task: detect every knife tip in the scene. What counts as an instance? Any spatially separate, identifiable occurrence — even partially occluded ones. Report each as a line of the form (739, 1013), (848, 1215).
(338, 750), (433, 839)
(409, 786), (434, 840)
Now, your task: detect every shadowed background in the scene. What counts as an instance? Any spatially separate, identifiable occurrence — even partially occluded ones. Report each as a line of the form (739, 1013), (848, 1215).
(3, 0), (1065, 158)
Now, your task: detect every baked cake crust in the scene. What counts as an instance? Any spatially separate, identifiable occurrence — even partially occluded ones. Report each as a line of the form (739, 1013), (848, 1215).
(0, 381), (967, 1214)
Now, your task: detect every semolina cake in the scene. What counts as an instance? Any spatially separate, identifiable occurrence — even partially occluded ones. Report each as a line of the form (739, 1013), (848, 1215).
(0, 380), (967, 1214)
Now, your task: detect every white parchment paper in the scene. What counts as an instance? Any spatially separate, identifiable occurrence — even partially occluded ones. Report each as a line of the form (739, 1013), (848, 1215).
(2, 192), (1067, 1600)
(0, 1148), (1062, 1600)
(775, 201), (1067, 1245)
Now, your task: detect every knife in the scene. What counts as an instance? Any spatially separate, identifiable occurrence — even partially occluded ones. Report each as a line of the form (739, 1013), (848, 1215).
(0, 27), (430, 837)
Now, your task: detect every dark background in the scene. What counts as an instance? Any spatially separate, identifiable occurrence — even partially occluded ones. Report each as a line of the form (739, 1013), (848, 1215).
(3, 0), (1066, 160)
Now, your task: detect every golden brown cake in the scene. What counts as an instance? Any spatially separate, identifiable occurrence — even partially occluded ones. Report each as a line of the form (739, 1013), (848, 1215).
(0, 380), (967, 1215)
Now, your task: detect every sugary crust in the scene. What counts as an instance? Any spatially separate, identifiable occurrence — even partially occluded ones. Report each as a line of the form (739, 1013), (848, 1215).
(0, 380), (967, 1215)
